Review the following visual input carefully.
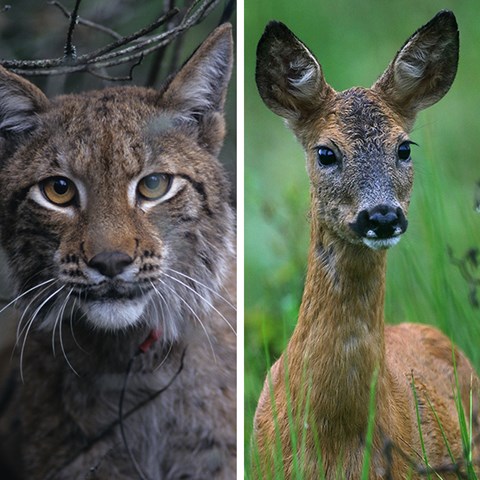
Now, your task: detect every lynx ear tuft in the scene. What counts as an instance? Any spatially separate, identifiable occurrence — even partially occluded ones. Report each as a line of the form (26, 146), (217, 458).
(162, 24), (233, 120)
(0, 66), (49, 134)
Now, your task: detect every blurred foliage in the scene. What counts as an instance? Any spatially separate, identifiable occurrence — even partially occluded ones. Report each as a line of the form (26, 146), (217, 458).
(244, 0), (480, 463)
(0, 0), (236, 192)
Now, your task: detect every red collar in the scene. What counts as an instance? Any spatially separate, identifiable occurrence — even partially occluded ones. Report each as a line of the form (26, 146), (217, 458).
(138, 329), (161, 354)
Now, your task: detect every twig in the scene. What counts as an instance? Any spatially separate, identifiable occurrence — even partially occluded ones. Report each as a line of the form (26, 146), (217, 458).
(48, 1), (123, 40)
(448, 246), (480, 308)
(64, 0), (82, 60)
(146, 0), (176, 87)
(167, 31), (185, 76)
(87, 54), (144, 82)
(219, 0), (235, 24)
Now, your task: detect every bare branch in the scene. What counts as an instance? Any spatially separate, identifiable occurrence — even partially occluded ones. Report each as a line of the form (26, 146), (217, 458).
(0, 7), (178, 71)
(48, 1), (123, 41)
(167, 33), (186, 77)
(0, 0), (220, 78)
(64, 0), (82, 60)
(87, 54), (144, 82)
(448, 246), (480, 308)
(146, 0), (176, 87)
(219, 0), (235, 24)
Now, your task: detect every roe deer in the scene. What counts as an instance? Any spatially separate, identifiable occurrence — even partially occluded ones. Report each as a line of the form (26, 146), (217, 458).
(253, 11), (479, 479)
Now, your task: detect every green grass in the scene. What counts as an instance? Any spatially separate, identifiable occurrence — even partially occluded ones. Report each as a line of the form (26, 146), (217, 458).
(245, 0), (480, 477)
(249, 366), (478, 479)
(411, 375), (434, 480)
(361, 368), (379, 480)
(452, 352), (477, 478)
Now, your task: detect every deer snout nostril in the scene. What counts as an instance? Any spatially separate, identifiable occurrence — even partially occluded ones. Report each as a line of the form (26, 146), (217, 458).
(350, 205), (408, 240)
(88, 251), (134, 278)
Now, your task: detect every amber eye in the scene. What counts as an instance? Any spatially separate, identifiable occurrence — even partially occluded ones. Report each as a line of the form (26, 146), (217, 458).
(137, 173), (172, 200)
(40, 177), (77, 206)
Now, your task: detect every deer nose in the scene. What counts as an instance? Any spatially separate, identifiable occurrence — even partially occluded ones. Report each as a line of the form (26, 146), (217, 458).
(350, 205), (408, 239)
(87, 251), (134, 278)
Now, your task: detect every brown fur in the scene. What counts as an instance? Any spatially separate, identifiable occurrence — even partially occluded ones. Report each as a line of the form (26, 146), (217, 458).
(0, 25), (235, 479)
(253, 12), (479, 479)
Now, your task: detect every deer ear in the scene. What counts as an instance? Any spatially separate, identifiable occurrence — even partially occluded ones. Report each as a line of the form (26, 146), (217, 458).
(373, 10), (459, 126)
(256, 21), (334, 122)
(0, 66), (48, 134)
(162, 23), (233, 120)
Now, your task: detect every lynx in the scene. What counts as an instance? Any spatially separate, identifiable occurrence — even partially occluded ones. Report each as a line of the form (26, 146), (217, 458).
(0, 24), (236, 480)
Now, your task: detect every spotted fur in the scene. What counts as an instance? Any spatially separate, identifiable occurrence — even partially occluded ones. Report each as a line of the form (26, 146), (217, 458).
(0, 24), (236, 479)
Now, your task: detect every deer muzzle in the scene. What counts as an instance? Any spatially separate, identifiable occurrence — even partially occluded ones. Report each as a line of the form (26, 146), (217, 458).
(349, 204), (408, 250)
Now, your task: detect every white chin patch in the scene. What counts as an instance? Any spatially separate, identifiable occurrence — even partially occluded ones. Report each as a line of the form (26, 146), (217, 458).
(362, 236), (402, 250)
(83, 299), (147, 330)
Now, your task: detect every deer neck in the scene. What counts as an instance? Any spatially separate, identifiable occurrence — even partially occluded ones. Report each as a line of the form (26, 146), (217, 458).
(286, 216), (388, 437)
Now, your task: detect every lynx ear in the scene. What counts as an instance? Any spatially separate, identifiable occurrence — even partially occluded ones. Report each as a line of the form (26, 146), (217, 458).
(373, 10), (459, 128)
(0, 66), (48, 134)
(162, 23), (233, 120)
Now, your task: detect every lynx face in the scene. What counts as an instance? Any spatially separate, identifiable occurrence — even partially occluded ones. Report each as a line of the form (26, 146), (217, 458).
(0, 26), (234, 338)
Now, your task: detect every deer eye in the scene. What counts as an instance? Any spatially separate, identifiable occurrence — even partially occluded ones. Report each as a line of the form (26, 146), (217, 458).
(317, 147), (337, 167)
(398, 142), (412, 162)
(137, 173), (172, 200)
(40, 177), (77, 206)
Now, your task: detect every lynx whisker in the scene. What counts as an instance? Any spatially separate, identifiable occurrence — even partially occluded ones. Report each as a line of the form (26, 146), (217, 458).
(16, 281), (59, 345)
(166, 267), (236, 311)
(154, 280), (216, 362)
(57, 289), (80, 376)
(146, 286), (174, 371)
(163, 271), (236, 336)
(51, 303), (61, 358)
(0, 277), (56, 317)
(149, 280), (176, 340)
(19, 285), (66, 382)
(51, 289), (71, 357)
(154, 340), (174, 372)
(15, 265), (55, 292)
(149, 283), (167, 337)
(68, 295), (87, 353)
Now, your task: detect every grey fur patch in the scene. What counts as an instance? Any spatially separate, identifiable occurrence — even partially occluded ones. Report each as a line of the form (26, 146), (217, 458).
(0, 86), (38, 132)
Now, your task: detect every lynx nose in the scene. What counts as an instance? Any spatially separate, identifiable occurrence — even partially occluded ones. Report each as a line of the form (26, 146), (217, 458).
(350, 205), (408, 239)
(88, 251), (134, 278)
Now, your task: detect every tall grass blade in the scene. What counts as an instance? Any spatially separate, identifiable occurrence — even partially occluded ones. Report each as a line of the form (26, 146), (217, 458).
(410, 374), (433, 480)
(361, 367), (379, 480)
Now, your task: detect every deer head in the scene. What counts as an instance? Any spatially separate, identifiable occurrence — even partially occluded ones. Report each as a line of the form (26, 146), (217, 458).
(256, 11), (458, 250)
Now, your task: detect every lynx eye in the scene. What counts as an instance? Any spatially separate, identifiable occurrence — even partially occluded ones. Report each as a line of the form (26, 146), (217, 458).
(137, 173), (172, 200)
(40, 177), (77, 206)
